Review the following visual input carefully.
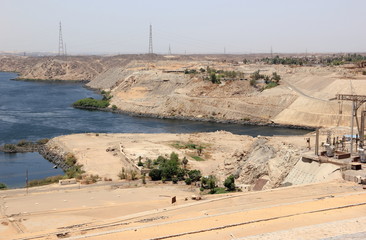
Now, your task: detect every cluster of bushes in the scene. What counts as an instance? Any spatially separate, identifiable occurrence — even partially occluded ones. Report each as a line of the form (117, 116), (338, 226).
(172, 142), (205, 156)
(250, 70), (281, 89)
(1, 139), (50, 153)
(28, 175), (64, 187)
(205, 67), (245, 84)
(26, 153), (85, 188)
(262, 54), (366, 66)
(262, 56), (307, 66)
(73, 90), (113, 109)
(0, 182), (7, 190)
(185, 66), (245, 85)
(3, 144), (16, 152)
(184, 69), (198, 74)
(64, 153), (85, 179)
(72, 98), (110, 109)
(118, 167), (138, 180)
(145, 152), (237, 194)
(147, 153), (194, 183)
(199, 174), (237, 194)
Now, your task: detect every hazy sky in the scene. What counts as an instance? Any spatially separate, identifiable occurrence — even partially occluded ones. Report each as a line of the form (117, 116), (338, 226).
(1, 0), (366, 54)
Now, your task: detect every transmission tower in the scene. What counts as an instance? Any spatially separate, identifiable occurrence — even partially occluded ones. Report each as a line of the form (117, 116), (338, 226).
(58, 21), (65, 56)
(168, 44), (171, 55)
(148, 24), (153, 54)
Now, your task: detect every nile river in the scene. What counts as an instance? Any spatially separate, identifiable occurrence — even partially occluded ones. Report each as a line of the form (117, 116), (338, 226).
(0, 72), (309, 188)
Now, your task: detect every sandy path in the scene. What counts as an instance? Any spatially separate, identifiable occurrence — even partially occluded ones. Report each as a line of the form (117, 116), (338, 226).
(1, 180), (361, 240)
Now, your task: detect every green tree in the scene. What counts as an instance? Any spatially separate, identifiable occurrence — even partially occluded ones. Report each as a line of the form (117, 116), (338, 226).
(210, 73), (221, 84)
(185, 178), (192, 185)
(271, 72), (281, 83)
(182, 157), (188, 168)
(0, 183), (7, 190)
(224, 175), (236, 191)
(202, 175), (217, 193)
(137, 156), (143, 167)
(149, 169), (162, 181)
(188, 170), (202, 182)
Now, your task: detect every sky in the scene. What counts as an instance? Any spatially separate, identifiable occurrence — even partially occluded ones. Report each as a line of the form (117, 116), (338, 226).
(1, 0), (366, 55)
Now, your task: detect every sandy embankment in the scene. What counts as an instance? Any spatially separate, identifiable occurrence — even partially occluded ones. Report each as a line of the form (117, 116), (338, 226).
(1, 179), (365, 240)
(42, 130), (342, 190)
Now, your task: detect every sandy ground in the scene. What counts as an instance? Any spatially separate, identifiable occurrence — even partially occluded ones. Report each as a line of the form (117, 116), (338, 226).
(46, 131), (327, 188)
(47, 132), (257, 181)
(1, 180), (365, 240)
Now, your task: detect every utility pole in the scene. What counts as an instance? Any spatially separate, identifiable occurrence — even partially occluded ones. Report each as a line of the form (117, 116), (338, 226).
(58, 21), (65, 56)
(148, 24), (153, 54)
(168, 44), (171, 55)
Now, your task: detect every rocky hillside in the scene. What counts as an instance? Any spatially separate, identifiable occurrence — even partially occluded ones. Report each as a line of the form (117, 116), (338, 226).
(1, 55), (365, 128)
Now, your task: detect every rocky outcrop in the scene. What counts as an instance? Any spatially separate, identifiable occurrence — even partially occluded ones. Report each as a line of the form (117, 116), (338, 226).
(221, 137), (301, 189)
(38, 142), (71, 171)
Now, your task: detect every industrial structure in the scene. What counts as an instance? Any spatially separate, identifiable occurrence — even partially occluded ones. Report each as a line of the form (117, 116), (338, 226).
(148, 24), (153, 54)
(58, 21), (65, 56)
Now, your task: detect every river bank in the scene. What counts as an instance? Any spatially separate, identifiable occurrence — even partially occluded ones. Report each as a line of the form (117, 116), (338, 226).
(0, 71), (311, 188)
(41, 131), (341, 191)
(3, 55), (365, 129)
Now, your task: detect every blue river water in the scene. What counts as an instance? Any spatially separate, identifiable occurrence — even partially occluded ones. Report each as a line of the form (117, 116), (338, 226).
(0, 72), (310, 188)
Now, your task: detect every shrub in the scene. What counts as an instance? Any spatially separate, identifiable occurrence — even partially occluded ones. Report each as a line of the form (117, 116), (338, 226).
(170, 152), (179, 162)
(112, 104), (118, 110)
(65, 153), (77, 167)
(17, 139), (31, 147)
(182, 157), (188, 168)
(213, 187), (228, 194)
(202, 175), (217, 193)
(37, 138), (49, 145)
(65, 165), (84, 179)
(137, 156), (143, 167)
(172, 177), (178, 184)
(363, 71), (366, 75)
(3, 144), (16, 152)
(250, 70), (264, 81)
(27, 175), (65, 187)
(185, 178), (192, 185)
(224, 175), (236, 191)
(177, 168), (186, 181)
(130, 170), (137, 180)
(145, 158), (152, 169)
(210, 73), (221, 84)
(72, 98), (110, 109)
(118, 167), (127, 179)
(265, 82), (279, 89)
(149, 169), (162, 181)
(0, 183), (7, 190)
(271, 72), (281, 82)
(188, 170), (202, 182)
